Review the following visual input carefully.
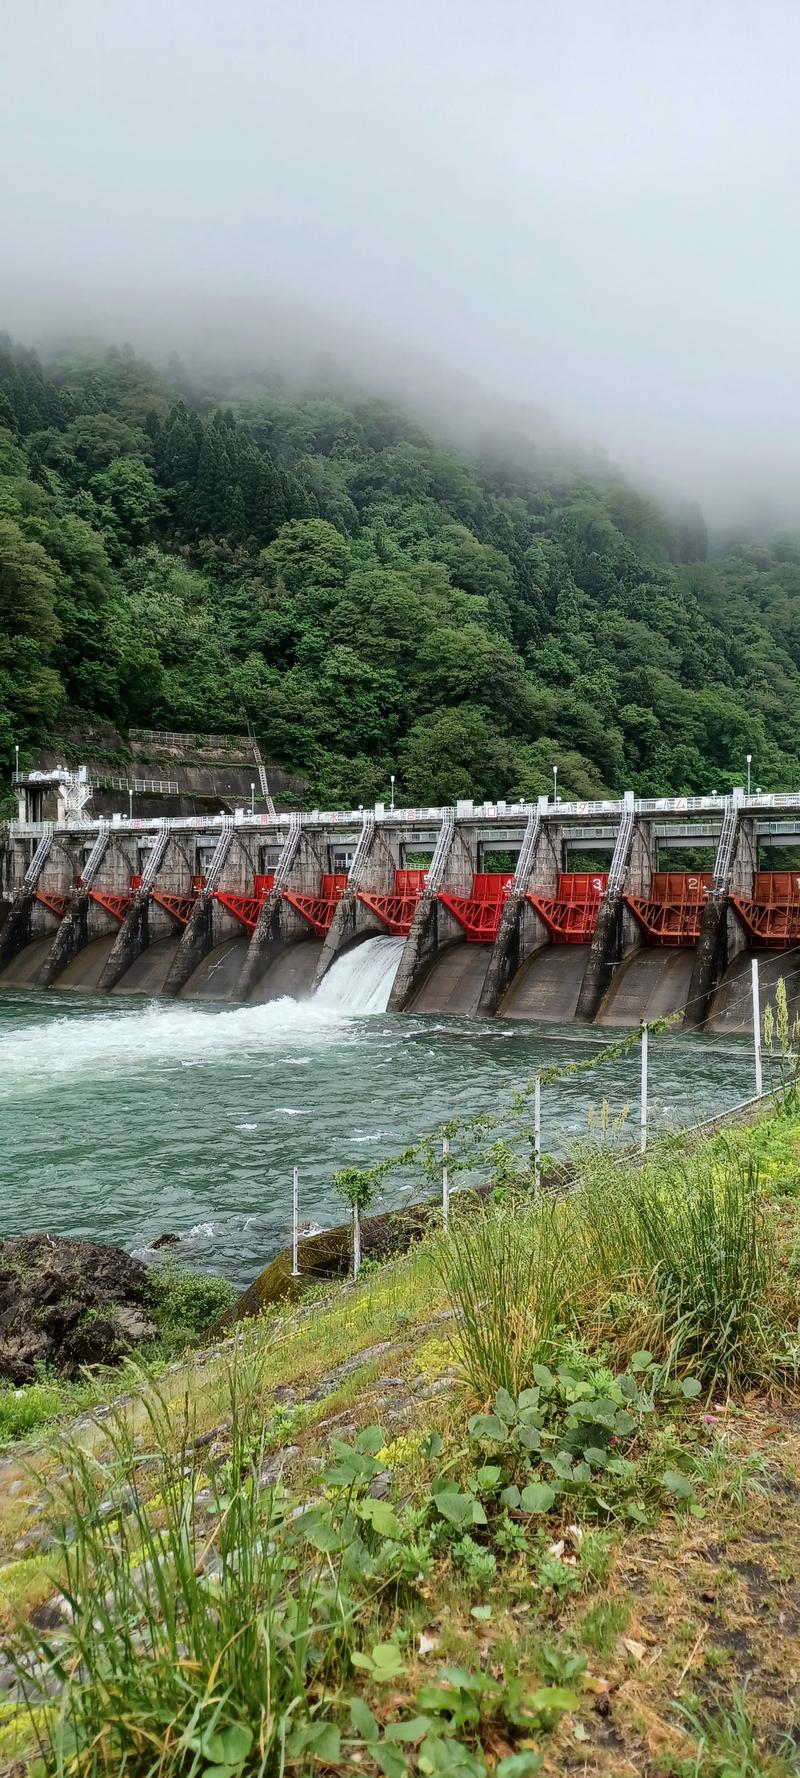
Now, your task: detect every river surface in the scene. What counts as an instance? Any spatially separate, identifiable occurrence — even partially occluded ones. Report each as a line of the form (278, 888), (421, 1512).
(0, 938), (763, 1288)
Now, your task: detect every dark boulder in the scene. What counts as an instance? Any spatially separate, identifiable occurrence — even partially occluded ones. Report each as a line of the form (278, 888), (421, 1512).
(0, 1234), (157, 1384)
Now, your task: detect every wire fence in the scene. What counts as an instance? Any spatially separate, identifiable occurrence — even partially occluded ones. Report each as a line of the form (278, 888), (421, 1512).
(91, 776), (180, 795)
(129, 730), (251, 753)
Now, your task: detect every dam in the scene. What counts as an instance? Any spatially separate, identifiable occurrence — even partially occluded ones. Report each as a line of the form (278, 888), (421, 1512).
(3, 773), (800, 1033)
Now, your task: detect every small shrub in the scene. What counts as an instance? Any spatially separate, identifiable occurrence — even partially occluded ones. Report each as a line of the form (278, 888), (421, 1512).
(0, 1381), (63, 1445)
(145, 1259), (237, 1353)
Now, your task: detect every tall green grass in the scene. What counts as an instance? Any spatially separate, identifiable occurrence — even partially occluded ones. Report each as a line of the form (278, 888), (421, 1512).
(433, 1195), (577, 1401)
(437, 1144), (787, 1400)
(11, 1358), (352, 1778)
(632, 1156), (775, 1389)
(578, 1149), (781, 1391)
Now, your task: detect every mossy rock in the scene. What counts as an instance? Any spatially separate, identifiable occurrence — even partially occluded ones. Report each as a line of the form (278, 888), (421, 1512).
(215, 1200), (439, 1328)
(213, 1164), (570, 1332)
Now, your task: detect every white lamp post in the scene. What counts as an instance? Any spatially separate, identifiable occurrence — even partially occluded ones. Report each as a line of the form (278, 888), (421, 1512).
(552, 764), (558, 805)
(250, 782), (255, 816)
(390, 774), (395, 811)
(746, 754), (752, 796)
(14, 743), (19, 779)
(128, 788), (133, 821)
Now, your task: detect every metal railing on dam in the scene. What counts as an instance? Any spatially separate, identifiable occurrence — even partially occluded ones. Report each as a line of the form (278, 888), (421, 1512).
(9, 789), (800, 835)
(7, 787), (800, 843)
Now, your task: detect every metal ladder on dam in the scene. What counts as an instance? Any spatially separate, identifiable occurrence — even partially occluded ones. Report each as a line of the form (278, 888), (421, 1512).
(24, 824), (54, 889)
(512, 804), (542, 893)
(346, 812), (376, 890)
(247, 720), (277, 819)
(607, 798), (635, 895)
(712, 798), (740, 895)
(426, 807), (455, 893)
(81, 821), (110, 890)
(273, 811), (302, 890)
(26, 824), (66, 918)
(204, 817), (235, 893)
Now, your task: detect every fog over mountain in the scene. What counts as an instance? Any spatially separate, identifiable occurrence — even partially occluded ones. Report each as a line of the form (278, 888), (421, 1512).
(2, 0), (799, 521)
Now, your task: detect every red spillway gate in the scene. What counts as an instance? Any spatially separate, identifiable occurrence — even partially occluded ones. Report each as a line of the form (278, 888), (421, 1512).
(282, 873), (348, 938)
(625, 872), (712, 943)
(357, 868), (428, 937)
(438, 872), (514, 942)
(152, 874), (206, 927)
(35, 890), (68, 919)
(213, 874), (275, 935)
(527, 872), (607, 944)
(730, 873), (800, 947)
(88, 875), (140, 923)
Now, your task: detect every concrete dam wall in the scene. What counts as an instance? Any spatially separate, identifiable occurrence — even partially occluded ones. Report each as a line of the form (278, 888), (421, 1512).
(3, 790), (800, 1030)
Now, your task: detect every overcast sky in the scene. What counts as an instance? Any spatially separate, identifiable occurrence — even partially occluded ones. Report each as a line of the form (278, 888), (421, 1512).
(3, 0), (799, 518)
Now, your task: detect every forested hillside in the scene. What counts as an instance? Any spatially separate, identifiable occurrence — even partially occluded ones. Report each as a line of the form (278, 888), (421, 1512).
(1, 335), (799, 808)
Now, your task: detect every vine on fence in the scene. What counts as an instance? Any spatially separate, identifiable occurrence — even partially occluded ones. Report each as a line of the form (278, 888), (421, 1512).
(331, 1014), (682, 1219)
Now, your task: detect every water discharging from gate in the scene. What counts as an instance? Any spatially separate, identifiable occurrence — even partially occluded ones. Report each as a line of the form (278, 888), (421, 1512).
(315, 936), (405, 1014)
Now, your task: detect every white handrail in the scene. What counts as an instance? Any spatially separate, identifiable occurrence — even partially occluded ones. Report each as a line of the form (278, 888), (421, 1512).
(346, 812), (376, 889)
(272, 812), (302, 890)
(426, 808), (455, 892)
(512, 805), (542, 892)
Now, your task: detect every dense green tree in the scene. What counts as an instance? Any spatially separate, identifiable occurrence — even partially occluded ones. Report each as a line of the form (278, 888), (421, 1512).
(261, 519), (351, 592)
(92, 456), (164, 544)
(401, 707), (514, 804)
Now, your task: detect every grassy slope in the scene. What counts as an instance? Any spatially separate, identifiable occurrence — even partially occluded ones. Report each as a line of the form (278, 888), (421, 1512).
(1, 1110), (799, 1777)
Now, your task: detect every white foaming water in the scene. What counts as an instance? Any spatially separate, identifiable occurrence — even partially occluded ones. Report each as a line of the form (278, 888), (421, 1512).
(0, 992), (344, 1090)
(315, 935), (405, 1014)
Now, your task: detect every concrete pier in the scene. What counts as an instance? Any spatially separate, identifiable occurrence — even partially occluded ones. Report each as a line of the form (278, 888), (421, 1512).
(163, 895), (216, 997)
(238, 817), (357, 1000)
(0, 891), (37, 973)
(389, 813), (469, 1011)
(36, 892), (92, 987)
(684, 793), (750, 1029)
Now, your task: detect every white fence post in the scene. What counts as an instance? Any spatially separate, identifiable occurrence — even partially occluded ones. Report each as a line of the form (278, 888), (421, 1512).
(291, 1166), (300, 1277)
(752, 958), (763, 1096)
(640, 1022), (649, 1154)
(442, 1135), (450, 1229)
(353, 1203), (362, 1280)
(534, 1074), (542, 1186)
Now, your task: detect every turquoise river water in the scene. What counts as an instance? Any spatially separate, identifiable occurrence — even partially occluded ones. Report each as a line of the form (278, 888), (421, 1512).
(0, 937), (763, 1289)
